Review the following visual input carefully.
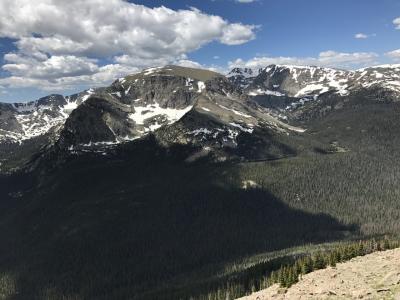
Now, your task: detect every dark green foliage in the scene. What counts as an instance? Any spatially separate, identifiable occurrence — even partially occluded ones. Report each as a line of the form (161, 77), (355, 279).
(1, 99), (400, 299)
(328, 252), (337, 267)
(0, 139), (353, 300)
(300, 256), (313, 275)
(312, 252), (326, 270)
(237, 102), (400, 238)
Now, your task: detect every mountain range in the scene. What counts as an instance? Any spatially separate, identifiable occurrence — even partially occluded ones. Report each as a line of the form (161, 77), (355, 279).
(1, 63), (400, 173)
(1, 63), (400, 300)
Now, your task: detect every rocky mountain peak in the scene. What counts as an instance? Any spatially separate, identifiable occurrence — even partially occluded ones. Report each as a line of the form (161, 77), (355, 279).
(227, 67), (258, 89)
(56, 65), (246, 150)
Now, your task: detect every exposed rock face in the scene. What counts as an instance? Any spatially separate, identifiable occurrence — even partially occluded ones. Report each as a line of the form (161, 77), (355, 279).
(227, 67), (257, 89)
(56, 65), (301, 154)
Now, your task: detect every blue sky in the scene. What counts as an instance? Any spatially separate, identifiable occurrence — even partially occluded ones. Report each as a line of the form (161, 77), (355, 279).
(0, 0), (399, 102)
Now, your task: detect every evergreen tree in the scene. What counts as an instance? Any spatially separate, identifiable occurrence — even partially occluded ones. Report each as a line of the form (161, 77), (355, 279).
(294, 260), (302, 275)
(328, 252), (337, 267)
(312, 252), (326, 270)
(301, 257), (313, 274)
(357, 242), (365, 256)
(383, 239), (390, 250)
(278, 268), (286, 287)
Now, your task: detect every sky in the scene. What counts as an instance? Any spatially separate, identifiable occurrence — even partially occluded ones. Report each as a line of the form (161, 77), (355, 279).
(0, 0), (399, 102)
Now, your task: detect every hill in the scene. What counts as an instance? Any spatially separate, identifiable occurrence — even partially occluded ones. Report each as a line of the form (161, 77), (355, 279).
(238, 248), (400, 299)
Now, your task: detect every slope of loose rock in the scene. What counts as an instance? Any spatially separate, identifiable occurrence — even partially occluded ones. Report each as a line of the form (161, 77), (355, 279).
(237, 248), (400, 300)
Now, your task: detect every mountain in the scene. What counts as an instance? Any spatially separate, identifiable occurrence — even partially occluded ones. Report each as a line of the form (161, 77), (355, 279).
(2, 64), (400, 170)
(235, 64), (400, 97)
(229, 64), (400, 115)
(0, 65), (309, 173)
(0, 63), (400, 300)
(226, 67), (257, 88)
(0, 91), (95, 143)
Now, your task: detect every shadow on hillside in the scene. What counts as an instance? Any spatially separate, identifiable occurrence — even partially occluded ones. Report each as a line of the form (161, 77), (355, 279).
(0, 138), (357, 300)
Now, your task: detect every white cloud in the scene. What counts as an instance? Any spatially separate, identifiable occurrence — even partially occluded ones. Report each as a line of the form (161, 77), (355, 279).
(229, 50), (379, 70)
(385, 49), (400, 60)
(235, 0), (256, 3)
(0, 0), (256, 91)
(394, 17), (400, 29)
(221, 23), (257, 45)
(354, 33), (376, 39)
(3, 54), (99, 79)
(175, 59), (225, 73)
(175, 59), (204, 69)
(0, 63), (137, 91)
(355, 33), (368, 39)
(318, 51), (378, 67)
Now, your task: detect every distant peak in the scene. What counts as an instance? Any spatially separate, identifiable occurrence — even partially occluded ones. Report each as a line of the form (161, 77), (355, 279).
(357, 64), (400, 72)
(227, 67), (256, 78)
(122, 65), (222, 82)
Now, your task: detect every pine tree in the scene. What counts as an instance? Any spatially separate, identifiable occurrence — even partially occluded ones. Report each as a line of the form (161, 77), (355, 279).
(341, 246), (350, 261)
(357, 242), (365, 256)
(312, 252), (326, 270)
(269, 270), (278, 285)
(287, 267), (295, 287)
(294, 260), (302, 275)
(291, 265), (299, 284)
(383, 238), (390, 250)
(278, 268), (286, 287)
(301, 256), (313, 274)
(328, 252), (337, 267)
(377, 241), (382, 251)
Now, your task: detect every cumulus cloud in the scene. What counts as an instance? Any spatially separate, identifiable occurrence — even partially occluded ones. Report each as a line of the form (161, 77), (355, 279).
(235, 0), (257, 3)
(3, 54), (99, 79)
(394, 17), (400, 29)
(0, 0), (256, 91)
(354, 33), (376, 39)
(355, 33), (368, 39)
(174, 59), (225, 73)
(385, 49), (400, 61)
(229, 51), (379, 70)
(0, 63), (138, 91)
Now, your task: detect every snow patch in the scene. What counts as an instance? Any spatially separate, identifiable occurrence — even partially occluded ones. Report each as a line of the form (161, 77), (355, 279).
(143, 67), (162, 75)
(248, 89), (285, 97)
(229, 122), (254, 133)
(128, 103), (193, 126)
(197, 81), (206, 93)
(217, 104), (252, 118)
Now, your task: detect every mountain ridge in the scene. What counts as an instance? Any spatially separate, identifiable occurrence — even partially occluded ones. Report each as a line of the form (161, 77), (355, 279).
(1, 63), (400, 173)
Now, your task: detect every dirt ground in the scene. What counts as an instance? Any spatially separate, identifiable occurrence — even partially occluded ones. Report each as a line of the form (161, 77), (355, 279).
(237, 248), (400, 300)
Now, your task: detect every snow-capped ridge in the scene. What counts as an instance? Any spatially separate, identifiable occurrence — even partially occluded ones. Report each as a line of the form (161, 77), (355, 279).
(232, 62), (400, 106)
